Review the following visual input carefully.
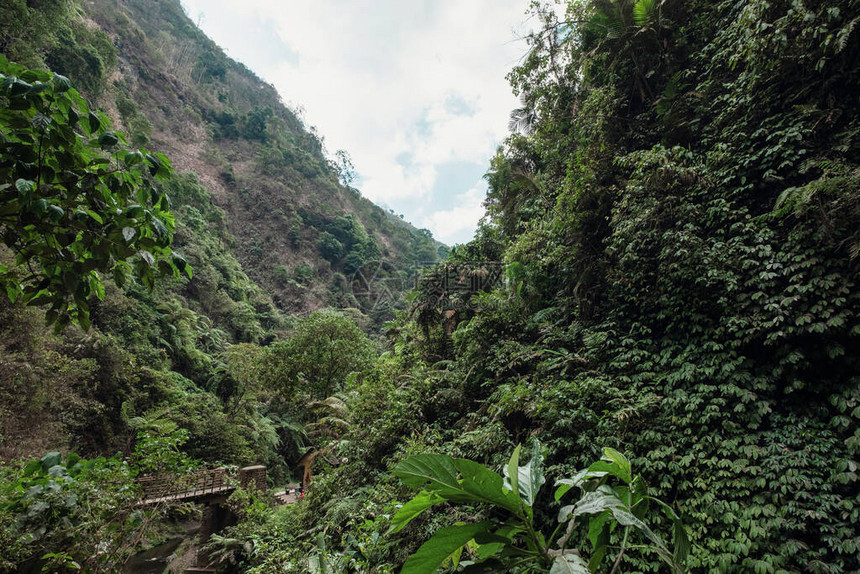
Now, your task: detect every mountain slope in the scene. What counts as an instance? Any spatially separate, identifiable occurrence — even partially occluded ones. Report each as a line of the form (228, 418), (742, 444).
(203, 1), (860, 571)
(0, 0), (435, 466)
(78, 0), (443, 318)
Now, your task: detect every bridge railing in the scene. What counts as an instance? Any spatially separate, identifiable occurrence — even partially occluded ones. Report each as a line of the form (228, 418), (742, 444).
(138, 467), (230, 502)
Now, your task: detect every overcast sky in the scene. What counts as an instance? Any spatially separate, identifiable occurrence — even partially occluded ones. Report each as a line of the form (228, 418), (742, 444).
(179, 0), (536, 245)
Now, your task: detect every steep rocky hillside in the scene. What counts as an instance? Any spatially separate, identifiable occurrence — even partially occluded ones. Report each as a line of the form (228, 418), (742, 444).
(79, 0), (442, 316)
(0, 0), (438, 464)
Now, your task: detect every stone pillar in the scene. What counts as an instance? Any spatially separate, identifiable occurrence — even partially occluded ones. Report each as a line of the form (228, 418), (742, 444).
(238, 465), (267, 492)
(197, 504), (217, 566)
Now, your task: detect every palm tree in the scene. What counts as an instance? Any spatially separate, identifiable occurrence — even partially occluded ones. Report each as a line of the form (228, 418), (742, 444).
(585, 0), (669, 104)
(509, 94), (538, 135)
(304, 395), (350, 439)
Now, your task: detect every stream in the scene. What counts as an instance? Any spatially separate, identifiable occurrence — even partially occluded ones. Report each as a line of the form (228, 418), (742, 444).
(123, 519), (200, 574)
(123, 536), (184, 574)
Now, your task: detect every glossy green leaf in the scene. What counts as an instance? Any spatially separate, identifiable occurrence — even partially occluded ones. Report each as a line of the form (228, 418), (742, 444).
(46, 204), (64, 221)
(52, 73), (71, 92)
(145, 153), (161, 176)
(85, 210), (104, 224)
(394, 454), (460, 493)
(390, 490), (444, 533)
(124, 150), (144, 166)
(87, 111), (101, 133)
(22, 459), (41, 476)
(549, 554), (589, 574)
(152, 217), (168, 238)
(504, 440), (545, 508)
(401, 522), (492, 574)
(98, 132), (119, 149)
(15, 178), (34, 194)
(558, 490), (622, 523)
(590, 448), (632, 484)
(40, 452), (62, 472)
(395, 454), (521, 514)
(518, 440), (545, 507)
(455, 459), (522, 514)
(505, 443), (522, 503)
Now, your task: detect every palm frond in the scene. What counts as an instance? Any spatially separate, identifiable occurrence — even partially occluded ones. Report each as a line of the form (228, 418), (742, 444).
(306, 396), (349, 419)
(508, 94), (537, 134)
(633, 0), (657, 27)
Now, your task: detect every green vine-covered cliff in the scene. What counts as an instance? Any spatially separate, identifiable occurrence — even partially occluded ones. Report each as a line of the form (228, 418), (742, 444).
(1, 0), (859, 572)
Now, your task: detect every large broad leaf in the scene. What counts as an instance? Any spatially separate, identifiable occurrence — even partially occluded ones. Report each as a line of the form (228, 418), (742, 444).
(40, 452), (62, 473)
(15, 178), (34, 195)
(505, 444), (522, 503)
(401, 522), (492, 574)
(454, 458), (522, 516)
(152, 216), (169, 238)
(585, 448), (632, 484)
(52, 74), (71, 92)
(558, 490), (622, 523)
(608, 507), (684, 573)
(390, 490), (444, 533)
(455, 459), (522, 514)
(394, 454), (461, 492)
(503, 440), (545, 508)
(587, 511), (611, 549)
(601, 448), (632, 484)
(87, 111), (101, 133)
(649, 498), (690, 565)
(549, 554), (590, 574)
(98, 131), (118, 149)
(556, 465), (613, 502)
(395, 454), (521, 515)
(673, 517), (690, 566)
(519, 440), (545, 506)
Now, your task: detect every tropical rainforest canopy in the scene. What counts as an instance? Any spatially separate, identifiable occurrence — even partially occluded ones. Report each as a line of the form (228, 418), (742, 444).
(0, 0), (859, 573)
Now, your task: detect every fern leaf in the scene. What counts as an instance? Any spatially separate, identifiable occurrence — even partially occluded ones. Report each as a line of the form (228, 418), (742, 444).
(633, 0), (657, 27)
(836, 16), (859, 53)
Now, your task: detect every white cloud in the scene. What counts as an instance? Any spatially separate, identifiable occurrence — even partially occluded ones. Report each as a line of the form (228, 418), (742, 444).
(181, 0), (534, 242)
(422, 182), (487, 245)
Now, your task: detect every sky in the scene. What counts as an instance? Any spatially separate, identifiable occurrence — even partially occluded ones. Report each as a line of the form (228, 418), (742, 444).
(179, 0), (537, 245)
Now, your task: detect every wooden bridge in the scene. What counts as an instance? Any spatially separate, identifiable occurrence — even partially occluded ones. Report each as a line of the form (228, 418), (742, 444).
(137, 466), (270, 573)
(138, 467), (235, 506)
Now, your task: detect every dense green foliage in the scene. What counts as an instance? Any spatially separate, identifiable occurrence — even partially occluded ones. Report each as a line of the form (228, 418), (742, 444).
(0, 0), (116, 94)
(0, 0), (425, 470)
(257, 309), (376, 400)
(0, 56), (187, 329)
(74, 0), (443, 319)
(393, 443), (687, 573)
(0, 0), (438, 571)
(1, 11), (292, 482)
(211, 1), (860, 572)
(3, 0), (860, 572)
(0, 432), (195, 573)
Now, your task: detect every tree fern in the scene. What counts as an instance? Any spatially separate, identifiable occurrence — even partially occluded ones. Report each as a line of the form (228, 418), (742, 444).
(124, 405), (179, 436)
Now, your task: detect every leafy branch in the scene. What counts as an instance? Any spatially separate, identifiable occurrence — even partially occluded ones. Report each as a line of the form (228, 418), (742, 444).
(390, 441), (688, 573)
